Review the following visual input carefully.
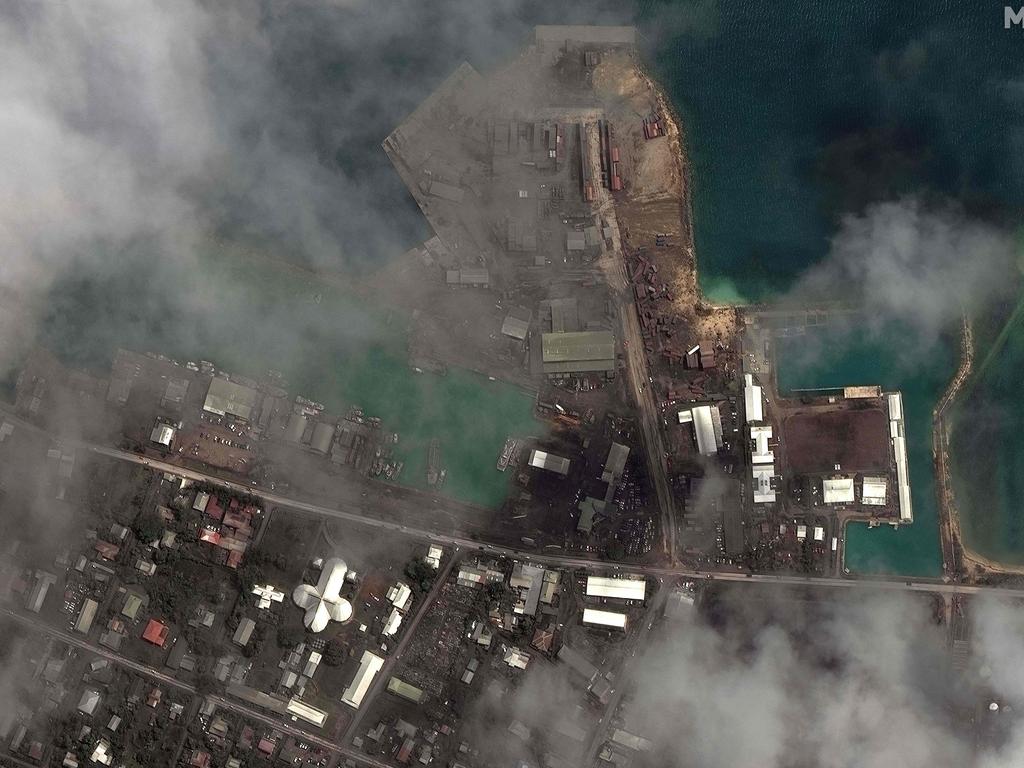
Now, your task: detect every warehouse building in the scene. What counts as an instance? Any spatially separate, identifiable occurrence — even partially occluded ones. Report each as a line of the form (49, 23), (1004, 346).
(750, 425), (774, 464)
(310, 422), (335, 454)
(75, 599), (99, 635)
(678, 404), (723, 456)
(601, 443), (629, 485)
(823, 477), (855, 505)
(501, 307), (532, 341)
(285, 698), (328, 728)
(540, 331), (616, 377)
(445, 268), (490, 288)
(582, 608), (627, 629)
(888, 392), (913, 523)
(341, 651), (385, 709)
(528, 449), (570, 476)
(752, 465), (776, 504)
(586, 575), (646, 601)
(743, 374), (764, 423)
(284, 413), (309, 444)
(861, 476), (887, 506)
(203, 378), (261, 422)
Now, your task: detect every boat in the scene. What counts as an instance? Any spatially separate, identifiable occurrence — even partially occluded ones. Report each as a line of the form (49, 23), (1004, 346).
(426, 438), (441, 486)
(497, 438), (517, 471)
(437, 469), (446, 487)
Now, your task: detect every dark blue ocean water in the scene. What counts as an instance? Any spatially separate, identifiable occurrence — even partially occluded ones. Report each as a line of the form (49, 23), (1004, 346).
(640, 0), (1024, 573)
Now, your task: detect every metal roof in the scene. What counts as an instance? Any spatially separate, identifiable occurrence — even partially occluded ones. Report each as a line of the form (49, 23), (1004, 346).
(586, 576), (646, 601)
(823, 477), (855, 504)
(341, 651), (384, 709)
(203, 378), (260, 421)
(541, 331), (613, 363)
(582, 608), (627, 628)
(528, 449), (570, 476)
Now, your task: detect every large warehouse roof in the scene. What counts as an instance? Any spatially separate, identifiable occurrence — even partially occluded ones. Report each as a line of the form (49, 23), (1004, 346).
(341, 651), (385, 709)
(752, 464), (776, 504)
(203, 378), (260, 421)
(823, 477), (855, 504)
(689, 405), (723, 456)
(310, 422), (335, 454)
(861, 476), (887, 506)
(586, 575), (646, 601)
(284, 412), (309, 444)
(743, 374), (764, 423)
(582, 608), (627, 629)
(528, 449), (570, 476)
(601, 443), (629, 484)
(750, 425), (773, 464)
(541, 331), (615, 374)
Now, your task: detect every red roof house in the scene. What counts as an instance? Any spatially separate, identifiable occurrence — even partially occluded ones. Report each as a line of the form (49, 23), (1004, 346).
(142, 619), (169, 647)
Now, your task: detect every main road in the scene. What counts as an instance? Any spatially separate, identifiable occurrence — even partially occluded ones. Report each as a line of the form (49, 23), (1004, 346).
(87, 446), (1024, 601)
(6, 408), (1024, 600)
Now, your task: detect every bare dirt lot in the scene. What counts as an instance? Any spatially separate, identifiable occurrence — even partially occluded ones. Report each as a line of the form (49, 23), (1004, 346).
(783, 408), (889, 474)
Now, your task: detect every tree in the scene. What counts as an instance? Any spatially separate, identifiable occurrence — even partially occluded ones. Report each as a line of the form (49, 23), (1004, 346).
(276, 623), (305, 649)
(134, 508), (162, 543)
(323, 638), (346, 666)
(404, 559), (434, 593)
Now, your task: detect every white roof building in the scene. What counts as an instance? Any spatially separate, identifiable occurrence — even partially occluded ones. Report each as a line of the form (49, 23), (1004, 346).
(752, 464), (776, 503)
(582, 608), (627, 629)
(586, 576), (646, 601)
(341, 650), (384, 709)
(528, 449), (570, 476)
(743, 374), (764, 423)
(823, 477), (855, 504)
(286, 698), (327, 728)
(861, 476), (887, 506)
(888, 392), (913, 523)
(91, 740), (113, 766)
(387, 582), (412, 612)
(425, 546), (443, 569)
(252, 584), (285, 610)
(383, 608), (403, 637)
(682, 405), (723, 456)
(502, 646), (531, 670)
(150, 423), (175, 447)
(750, 425), (774, 464)
(292, 558), (353, 633)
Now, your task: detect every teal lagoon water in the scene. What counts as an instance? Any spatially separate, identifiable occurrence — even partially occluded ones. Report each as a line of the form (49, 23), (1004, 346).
(776, 324), (949, 576)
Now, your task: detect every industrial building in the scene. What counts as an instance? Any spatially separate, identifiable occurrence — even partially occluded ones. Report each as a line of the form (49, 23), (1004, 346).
(445, 268), (490, 288)
(540, 331), (616, 377)
(285, 698), (328, 728)
(387, 677), (425, 704)
(232, 617), (256, 647)
(582, 608), (627, 629)
(743, 374), (764, 423)
(284, 413), (309, 444)
(341, 650), (385, 709)
(888, 392), (913, 523)
(678, 405), (723, 456)
(501, 307), (532, 340)
(601, 443), (629, 485)
(203, 378), (261, 422)
(310, 422), (335, 454)
(750, 425), (774, 464)
(150, 422), (175, 447)
(528, 449), (570, 476)
(823, 477), (855, 505)
(586, 575), (646, 601)
(292, 558), (353, 632)
(752, 465), (776, 504)
(861, 476), (887, 506)
(74, 599), (99, 634)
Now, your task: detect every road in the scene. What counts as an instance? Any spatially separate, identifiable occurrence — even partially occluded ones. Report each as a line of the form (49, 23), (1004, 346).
(586, 124), (679, 563)
(340, 554), (460, 743)
(6, 408), (1024, 600)
(0, 609), (397, 768)
(87, 444), (1024, 600)
(581, 586), (668, 765)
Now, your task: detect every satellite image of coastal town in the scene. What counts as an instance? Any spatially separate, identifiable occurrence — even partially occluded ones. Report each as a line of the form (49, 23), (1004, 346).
(3, 2), (1024, 767)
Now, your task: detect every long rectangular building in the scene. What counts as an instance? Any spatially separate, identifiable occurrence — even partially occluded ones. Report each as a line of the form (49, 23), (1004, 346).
(341, 651), (385, 709)
(586, 575), (646, 601)
(528, 449), (570, 476)
(203, 378), (261, 422)
(582, 608), (627, 629)
(887, 392), (913, 523)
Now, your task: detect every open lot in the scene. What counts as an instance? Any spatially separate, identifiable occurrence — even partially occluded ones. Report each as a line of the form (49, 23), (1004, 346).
(782, 407), (889, 475)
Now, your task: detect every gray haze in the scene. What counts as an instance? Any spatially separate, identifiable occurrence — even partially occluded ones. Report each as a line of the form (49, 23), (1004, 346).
(792, 198), (1020, 347)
